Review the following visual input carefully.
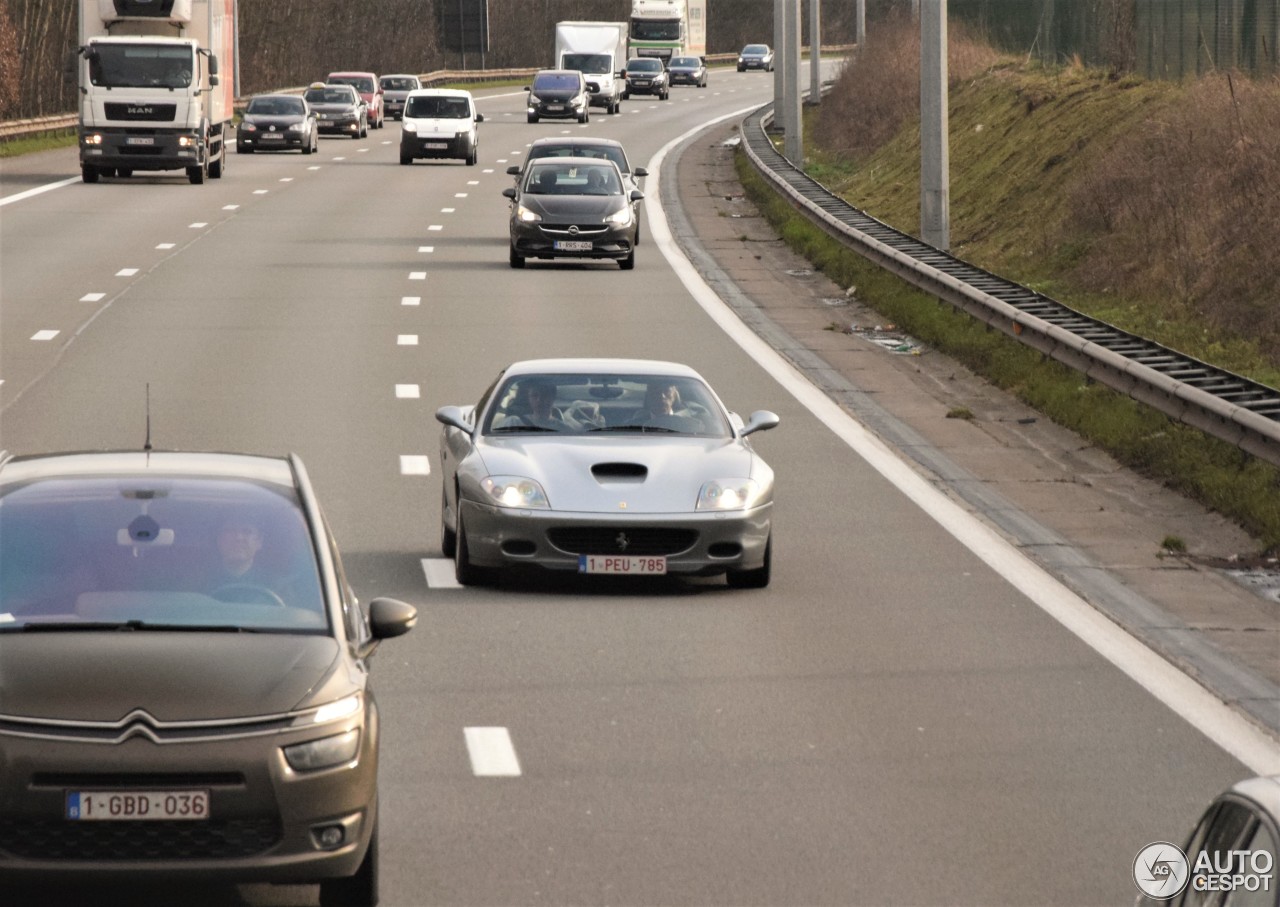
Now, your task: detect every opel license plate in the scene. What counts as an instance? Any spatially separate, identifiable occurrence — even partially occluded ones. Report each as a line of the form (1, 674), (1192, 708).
(554, 240), (593, 252)
(67, 790), (209, 821)
(579, 555), (667, 575)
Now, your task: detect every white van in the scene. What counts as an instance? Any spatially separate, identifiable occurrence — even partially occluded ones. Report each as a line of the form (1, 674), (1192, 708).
(399, 89), (483, 166)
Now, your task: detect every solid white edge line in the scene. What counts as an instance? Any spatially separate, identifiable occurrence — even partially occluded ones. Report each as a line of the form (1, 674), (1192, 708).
(0, 176), (80, 207)
(464, 727), (521, 777)
(647, 107), (1280, 775)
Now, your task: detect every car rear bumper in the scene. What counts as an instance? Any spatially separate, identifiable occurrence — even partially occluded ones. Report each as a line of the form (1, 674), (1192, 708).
(458, 499), (772, 574)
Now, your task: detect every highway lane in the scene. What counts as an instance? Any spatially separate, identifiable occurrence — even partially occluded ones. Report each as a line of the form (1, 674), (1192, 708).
(1, 72), (1276, 905)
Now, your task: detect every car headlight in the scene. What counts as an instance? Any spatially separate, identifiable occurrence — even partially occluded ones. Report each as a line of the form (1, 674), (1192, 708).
(528, 95), (542, 105)
(696, 479), (762, 511)
(481, 476), (550, 509)
(283, 729), (360, 772)
(241, 122), (258, 132)
(403, 121), (418, 133)
(516, 204), (542, 224)
(605, 206), (633, 226)
(287, 122), (304, 132)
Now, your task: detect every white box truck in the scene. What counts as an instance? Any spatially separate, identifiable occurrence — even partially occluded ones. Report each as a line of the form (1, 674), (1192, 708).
(76, 0), (236, 184)
(554, 21), (628, 115)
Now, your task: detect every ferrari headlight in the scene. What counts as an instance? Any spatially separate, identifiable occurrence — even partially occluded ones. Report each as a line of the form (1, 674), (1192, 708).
(605, 206), (633, 226)
(696, 479), (762, 511)
(482, 476), (550, 509)
(516, 205), (542, 223)
(283, 729), (360, 772)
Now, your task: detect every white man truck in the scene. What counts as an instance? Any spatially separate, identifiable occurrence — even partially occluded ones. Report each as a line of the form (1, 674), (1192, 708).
(629, 0), (706, 63)
(76, 0), (236, 184)
(554, 21), (628, 116)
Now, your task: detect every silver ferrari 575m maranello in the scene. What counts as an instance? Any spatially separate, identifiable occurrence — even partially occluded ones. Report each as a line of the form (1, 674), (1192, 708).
(434, 359), (780, 588)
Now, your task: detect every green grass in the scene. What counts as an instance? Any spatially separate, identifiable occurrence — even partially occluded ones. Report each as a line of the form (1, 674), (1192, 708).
(0, 131), (77, 158)
(734, 151), (1280, 549)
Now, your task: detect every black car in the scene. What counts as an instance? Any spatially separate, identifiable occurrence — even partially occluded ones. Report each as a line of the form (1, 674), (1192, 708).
(622, 57), (669, 100)
(525, 69), (594, 124)
(667, 55), (708, 88)
(0, 449), (416, 905)
(237, 93), (318, 154)
(505, 137), (648, 243)
(737, 44), (775, 71)
(302, 83), (368, 139)
(502, 156), (642, 270)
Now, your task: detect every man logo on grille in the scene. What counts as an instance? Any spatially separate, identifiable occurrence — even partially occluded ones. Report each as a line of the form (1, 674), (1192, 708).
(615, 532), (630, 551)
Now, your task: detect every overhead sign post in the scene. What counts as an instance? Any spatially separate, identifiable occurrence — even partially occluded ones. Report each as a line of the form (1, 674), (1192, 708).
(920, 0), (949, 250)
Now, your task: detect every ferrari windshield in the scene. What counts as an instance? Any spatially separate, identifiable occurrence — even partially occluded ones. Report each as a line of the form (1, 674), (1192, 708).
(482, 373), (731, 438)
(0, 476), (326, 632)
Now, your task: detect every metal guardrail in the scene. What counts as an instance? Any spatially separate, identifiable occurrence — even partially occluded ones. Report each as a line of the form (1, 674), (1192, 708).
(739, 104), (1280, 468)
(0, 51), (843, 141)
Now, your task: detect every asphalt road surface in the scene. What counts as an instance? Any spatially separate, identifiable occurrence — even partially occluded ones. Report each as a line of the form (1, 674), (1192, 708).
(2, 69), (1277, 906)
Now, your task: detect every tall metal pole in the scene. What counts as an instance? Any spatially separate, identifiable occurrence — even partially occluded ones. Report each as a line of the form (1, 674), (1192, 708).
(774, 0), (785, 111)
(920, 0), (949, 250)
(783, 0), (803, 162)
(809, 0), (822, 103)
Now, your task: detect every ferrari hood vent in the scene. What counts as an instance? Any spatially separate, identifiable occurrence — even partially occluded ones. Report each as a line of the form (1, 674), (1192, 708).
(591, 462), (648, 482)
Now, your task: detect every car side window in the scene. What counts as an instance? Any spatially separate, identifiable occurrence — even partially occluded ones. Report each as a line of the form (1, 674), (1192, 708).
(1180, 801), (1256, 907)
(1223, 820), (1277, 906)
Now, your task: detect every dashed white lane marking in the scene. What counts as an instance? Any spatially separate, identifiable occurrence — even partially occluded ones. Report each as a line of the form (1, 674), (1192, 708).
(222, 205), (239, 211)
(454, 193), (468, 198)
(418, 246), (434, 253)
(399, 455), (430, 475)
(401, 296), (421, 306)
(253, 190), (268, 195)
(280, 177), (293, 182)
(156, 243), (175, 250)
(409, 272), (426, 280)
(80, 292), (106, 302)
(441, 208), (455, 213)
(496, 158), (508, 163)
(428, 225), (443, 231)
(397, 334), (419, 345)
(466, 181), (479, 186)
(482, 169), (494, 174)
(308, 166), (321, 171)
(189, 222), (208, 228)
(116, 268), (138, 277)
(422, 558), (460, 589)
(31, 330), (59, 341)
(395, 384), (420, 399)
(464, 727), (522, 777)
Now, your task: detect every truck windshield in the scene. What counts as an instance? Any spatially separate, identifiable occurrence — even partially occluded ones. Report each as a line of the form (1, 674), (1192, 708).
(631, 21), (681, 41)
(562, 54), (612, 74)
(88, 44), (194, 89)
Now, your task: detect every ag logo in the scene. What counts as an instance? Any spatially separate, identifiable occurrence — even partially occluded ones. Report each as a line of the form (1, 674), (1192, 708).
(1134, 842), (1190, 899)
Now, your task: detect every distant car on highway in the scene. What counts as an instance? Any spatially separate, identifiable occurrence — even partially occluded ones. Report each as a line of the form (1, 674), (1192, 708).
(304, 82), (367, 139)
(326, 71), (384, 129)
(379, 73), (421, 120)
(505, 136), (648, 242)
(399, 88), (483, 166)
(435, 358), (779, 587)
(667, 55), (708, 88)
(1134, 774), (1280, 906)
(0, 449), (417, 905)
(622, 57), (669, 100)
(236, 93), (317, 155)
(525, 69), (594, 124)
(737, 44), (775, 71)
(502, 156), (641, 269)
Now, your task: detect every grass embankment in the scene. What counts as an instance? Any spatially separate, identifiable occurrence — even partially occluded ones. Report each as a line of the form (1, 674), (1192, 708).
(0, 131), (75, 157)
(738, 25), (1280, 550)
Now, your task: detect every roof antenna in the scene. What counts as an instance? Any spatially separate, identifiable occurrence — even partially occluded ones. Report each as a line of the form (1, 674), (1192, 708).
(144, 383), (153, 454)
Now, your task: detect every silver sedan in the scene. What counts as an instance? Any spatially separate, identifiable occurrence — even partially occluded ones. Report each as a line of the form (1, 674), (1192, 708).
(435, 359), (779, 588)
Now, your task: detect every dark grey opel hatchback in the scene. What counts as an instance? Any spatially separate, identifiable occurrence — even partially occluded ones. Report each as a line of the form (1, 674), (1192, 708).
(0, 449), (416, 906)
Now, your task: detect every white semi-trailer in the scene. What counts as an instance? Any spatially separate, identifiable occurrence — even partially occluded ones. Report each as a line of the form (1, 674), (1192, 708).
(629, 0), (706, 63)
(76, 0), (236, 184)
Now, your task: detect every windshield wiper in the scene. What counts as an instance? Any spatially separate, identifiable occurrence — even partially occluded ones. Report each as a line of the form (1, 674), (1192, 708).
(18, 621), (257, 633)
(588, 424), (679, 433)
(490, 424), (560, 433)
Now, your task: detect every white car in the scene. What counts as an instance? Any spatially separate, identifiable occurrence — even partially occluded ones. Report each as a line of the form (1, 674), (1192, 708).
(399, 88), (483, 166)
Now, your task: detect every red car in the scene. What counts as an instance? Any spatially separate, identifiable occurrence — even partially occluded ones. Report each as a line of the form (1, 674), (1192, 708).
(325, 71), (384, 129)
